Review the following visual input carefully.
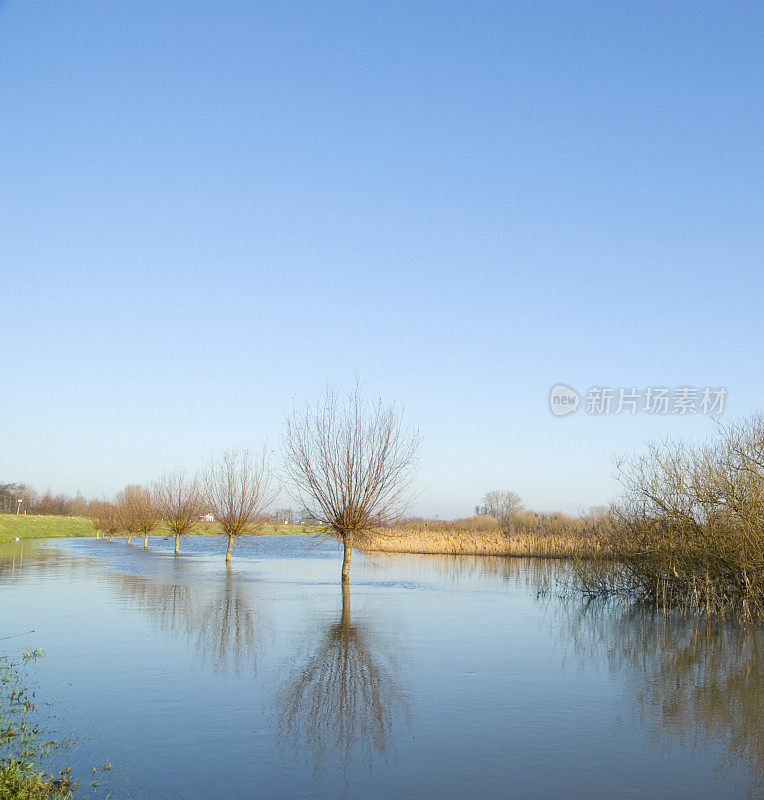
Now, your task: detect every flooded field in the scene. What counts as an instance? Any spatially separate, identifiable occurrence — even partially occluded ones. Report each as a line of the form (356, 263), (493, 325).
(0, 536), (760, 799)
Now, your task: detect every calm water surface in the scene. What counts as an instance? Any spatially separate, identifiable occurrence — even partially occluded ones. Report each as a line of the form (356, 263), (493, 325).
(1, 535), (761, 799)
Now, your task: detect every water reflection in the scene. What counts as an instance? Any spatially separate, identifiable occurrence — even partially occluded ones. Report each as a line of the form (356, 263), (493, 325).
(112, 564), (264, 677)
(364, 550), (564, 591)
(0, 541), (264, 677)
(563, 601), (763, 795)
(0, 542), (25, 581)
(1, 539), (761, 799)
(278, 584), (408, 776)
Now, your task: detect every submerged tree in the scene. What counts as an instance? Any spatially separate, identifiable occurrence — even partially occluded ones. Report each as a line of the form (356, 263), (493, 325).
(153, 468), (202, 556)
(579, 412), (764, 621)
(135, 486), (161, 548)
(119, 484), (162, 548)
(88, 499), (121, 541)
(116, 484), (145, 544)
(283, 384), (420, 582)
(203, 447), (277, 563)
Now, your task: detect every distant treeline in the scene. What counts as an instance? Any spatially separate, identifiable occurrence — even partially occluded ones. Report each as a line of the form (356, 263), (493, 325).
(0, 483), (89, 516)
(0, 482), (307, 525)
(0, 480), (598, 544)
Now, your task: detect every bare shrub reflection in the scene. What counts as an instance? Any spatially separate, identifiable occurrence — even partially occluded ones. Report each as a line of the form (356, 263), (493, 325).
(363, 551), (565, 594)
(564, 600), (762, 796)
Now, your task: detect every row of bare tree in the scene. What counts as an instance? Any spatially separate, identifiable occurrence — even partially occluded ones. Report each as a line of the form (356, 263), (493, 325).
(88, 385), (421, 581)
(92, 450), (277, 562)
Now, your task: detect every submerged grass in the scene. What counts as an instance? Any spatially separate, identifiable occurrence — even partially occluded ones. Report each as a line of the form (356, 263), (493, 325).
(0, 654), (78, 800)
(0, 759), (75, 800)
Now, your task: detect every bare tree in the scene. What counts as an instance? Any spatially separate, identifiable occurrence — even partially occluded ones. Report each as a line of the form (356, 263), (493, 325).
(203, 447), (277, 563)
(283, 384), (420, 582)
(88, 500), (120, 541)
(478, 490), (524, 534)
(154, 468), (202, 556)
(0, 483), (37, 515)
(123, 484), (161, 548)
(116, 484), (145, 544)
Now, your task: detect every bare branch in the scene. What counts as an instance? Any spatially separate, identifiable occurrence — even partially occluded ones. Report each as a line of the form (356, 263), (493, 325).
(283, 383), (420, 582)
(203, 447), (278, 562)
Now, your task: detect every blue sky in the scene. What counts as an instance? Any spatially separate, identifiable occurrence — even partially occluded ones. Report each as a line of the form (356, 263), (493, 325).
(1, 2), (762, 516)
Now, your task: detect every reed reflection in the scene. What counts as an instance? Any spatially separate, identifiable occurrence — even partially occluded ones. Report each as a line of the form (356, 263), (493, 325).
(278, 584), (408, 776)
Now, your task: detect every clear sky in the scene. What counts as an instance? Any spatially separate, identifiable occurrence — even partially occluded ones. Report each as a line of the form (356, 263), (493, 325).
(1, 1), (762, 517)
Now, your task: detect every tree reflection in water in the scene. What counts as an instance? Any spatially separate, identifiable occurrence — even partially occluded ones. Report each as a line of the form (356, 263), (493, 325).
(564, 600), (762, 796)
(113, 564), (263, 677)
(0, 542), (26, 583)
(278, 584), (408, 776)
(0, 542), (265, 677)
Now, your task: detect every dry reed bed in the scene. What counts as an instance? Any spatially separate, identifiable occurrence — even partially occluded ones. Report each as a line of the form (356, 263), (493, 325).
(361, 528), (600, 559)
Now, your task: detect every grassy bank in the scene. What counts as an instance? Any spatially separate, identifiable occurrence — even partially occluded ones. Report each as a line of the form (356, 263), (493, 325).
(0, 514), (313, 543)
(170, 522), (311, 537)
(0, 514), (93, 543)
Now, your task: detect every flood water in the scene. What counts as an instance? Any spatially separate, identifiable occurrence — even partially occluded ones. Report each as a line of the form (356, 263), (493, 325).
(0, 535), (761, 799)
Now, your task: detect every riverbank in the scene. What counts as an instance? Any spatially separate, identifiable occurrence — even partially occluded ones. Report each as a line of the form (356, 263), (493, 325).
(0, 514), (310, 543)
(1, 513), (599, 559)
(0, 514), (93, 543)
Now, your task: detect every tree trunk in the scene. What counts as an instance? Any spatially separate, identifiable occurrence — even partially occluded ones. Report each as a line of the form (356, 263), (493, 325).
(341, 532), (353, 583)
(143, 534), (148, 548)
(340, 581), (350, 628)
(225, 535), (234, 563)
(127, 534), (132, 544)
(174, 533), (180, 555)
